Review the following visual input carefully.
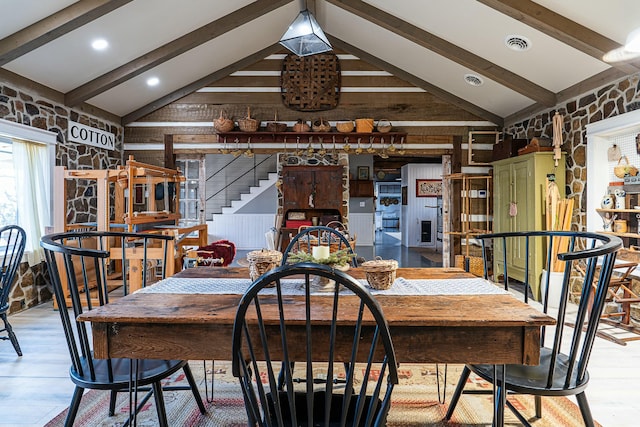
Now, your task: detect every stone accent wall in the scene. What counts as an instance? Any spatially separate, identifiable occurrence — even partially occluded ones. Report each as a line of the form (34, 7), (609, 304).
(504, 73), (640, 232)
(0, 81), (123, 314)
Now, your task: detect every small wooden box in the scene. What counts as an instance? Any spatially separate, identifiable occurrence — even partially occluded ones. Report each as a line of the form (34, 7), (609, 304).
(492, 136), (528, 161)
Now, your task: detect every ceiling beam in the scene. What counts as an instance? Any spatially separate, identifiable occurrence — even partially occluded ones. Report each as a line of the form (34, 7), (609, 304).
(0, 0), (133, 66)
(476, 0), (640, 75)
(122, 44), (284, 125)
(65, 0), (294, 107)
(326, 0), (556, 107)
(328, 36), (503, 127)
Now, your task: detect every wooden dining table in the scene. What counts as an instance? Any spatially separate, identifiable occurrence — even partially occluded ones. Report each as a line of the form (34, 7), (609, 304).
(80, 266), (554, 365)
(79, 265), (554, 427)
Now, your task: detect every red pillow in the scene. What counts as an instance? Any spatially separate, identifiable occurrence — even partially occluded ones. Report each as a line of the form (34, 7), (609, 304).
(196, 240), (236, 267)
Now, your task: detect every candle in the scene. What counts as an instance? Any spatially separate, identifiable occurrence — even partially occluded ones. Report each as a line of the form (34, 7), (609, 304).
(312, 245), (330, 261)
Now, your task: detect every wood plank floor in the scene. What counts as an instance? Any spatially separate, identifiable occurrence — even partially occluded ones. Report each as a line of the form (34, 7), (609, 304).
(2, 235), (639, 426)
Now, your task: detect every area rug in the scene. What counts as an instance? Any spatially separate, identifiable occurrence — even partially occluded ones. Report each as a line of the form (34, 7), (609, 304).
(45, 362), (598, 427)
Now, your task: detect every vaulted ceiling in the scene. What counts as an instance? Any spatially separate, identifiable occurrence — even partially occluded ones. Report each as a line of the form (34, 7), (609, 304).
(1, 0), (638, 127)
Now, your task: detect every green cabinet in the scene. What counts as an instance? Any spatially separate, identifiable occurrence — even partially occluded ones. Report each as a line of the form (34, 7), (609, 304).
(492, 152), (565, 300)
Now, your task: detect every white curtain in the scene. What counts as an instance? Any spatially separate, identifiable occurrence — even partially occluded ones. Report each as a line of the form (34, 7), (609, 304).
(12, 139), (50, 265)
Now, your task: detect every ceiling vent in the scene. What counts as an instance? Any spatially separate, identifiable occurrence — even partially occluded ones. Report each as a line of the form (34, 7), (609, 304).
(505, 35), (531, 51)
(464, 74), (484, 86)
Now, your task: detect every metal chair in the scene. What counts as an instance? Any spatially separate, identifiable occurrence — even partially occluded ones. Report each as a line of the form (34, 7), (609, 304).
(282, 225), (358, 266)
(0, 225), (26, 356)
(445, 230), (622, 427)
(41, 230), (206, 427)
(232, 263), (398, 426)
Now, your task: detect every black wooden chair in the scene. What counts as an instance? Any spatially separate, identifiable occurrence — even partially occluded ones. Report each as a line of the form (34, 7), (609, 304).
(0, 225), (26, 356)
(232, 263), (398, 426)
(445, 230), (622, 427)
(41, 230), (206, 427)
(282, 225), (358, 266)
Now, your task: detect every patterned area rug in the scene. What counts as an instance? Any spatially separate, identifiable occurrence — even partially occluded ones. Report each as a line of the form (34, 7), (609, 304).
(45, 362), (599, 427)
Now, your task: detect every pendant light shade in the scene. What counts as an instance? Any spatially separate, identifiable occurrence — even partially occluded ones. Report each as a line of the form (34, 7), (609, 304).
(279, 9), (332, 57)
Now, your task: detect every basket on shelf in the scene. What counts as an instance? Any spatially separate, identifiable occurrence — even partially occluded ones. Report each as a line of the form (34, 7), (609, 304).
(247, 249), (283, 282)
(355, 118), (374, 133)
(336, 120), (354, 133)
(312, 119), (331, 132)
(376, 119), (392, 133)
(361, 257), (398, 290)
(266, 112), (287, 132)
(213, 111), (234, 133)
(292, 119), (311, 132)
(238, 107), (259, 132)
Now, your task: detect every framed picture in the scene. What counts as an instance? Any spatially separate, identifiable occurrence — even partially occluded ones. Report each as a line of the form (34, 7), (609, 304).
(416, 179), (442, 197)
(357, 166), (369, 180)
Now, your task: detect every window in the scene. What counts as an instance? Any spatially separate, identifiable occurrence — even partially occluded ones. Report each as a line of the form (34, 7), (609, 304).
(0, 119), (56, 265)
(0, 138), (17, 225)
(176, 157), (204, 226)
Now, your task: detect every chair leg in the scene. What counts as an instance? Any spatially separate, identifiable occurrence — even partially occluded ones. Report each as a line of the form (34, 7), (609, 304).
(534, 395), (542, 418)
(1, 313), (22, 356)
(151, 381), (169, 427)
(64, 386), (85, 427)
(182, 364), (207, 414)
(576, 392), (596, 427)
(109, 390), (118, 416)
(445, 365), (471, 420)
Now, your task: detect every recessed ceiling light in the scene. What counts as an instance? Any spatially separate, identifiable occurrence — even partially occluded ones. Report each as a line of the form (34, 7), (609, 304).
(464, 74), (484, 86)
(505, 35), (531, 51)
(91, 39), (108, 51)
(146, 77), (160, 87)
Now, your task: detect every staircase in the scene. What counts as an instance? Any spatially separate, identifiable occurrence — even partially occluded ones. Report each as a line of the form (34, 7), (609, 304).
(206, 154), (278, 249)
(205, 154), (277, 216)
(221, 172), (278, 214)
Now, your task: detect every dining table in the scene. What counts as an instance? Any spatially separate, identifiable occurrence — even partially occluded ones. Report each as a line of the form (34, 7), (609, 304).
(79, 265), (555, 426)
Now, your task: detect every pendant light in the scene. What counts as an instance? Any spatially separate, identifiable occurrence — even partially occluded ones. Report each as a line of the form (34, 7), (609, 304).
(279, 1), (332, 57)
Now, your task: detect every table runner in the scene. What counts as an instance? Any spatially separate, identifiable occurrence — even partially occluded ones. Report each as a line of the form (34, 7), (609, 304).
(137, 275), (508, 296)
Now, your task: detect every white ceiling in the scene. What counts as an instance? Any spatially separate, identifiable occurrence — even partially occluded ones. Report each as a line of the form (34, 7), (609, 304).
(1, 0), (639, 125)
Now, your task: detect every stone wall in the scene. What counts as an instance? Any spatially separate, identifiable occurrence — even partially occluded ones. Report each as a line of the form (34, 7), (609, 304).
(0, 81), (123, 314)
(504, 73), (640, 232)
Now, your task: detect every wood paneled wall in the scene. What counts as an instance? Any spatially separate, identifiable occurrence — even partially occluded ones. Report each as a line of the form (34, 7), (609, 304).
(125, 50), (498, 164)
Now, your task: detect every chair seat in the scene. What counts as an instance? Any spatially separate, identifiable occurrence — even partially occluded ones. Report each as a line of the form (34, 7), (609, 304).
(469, 347), (590, 396)
(70, 357), (188, 390)
(265, 390), (382, 427)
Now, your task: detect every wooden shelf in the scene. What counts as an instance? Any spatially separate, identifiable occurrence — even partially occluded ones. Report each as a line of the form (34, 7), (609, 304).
(596, 208), (640, 214)
(600, 231), (640, 238)
(216, 131), (407, 144)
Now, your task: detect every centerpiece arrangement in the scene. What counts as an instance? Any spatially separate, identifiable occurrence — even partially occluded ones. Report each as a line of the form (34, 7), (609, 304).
(287, 247), (356, 292)
(286, 247), (355, 267)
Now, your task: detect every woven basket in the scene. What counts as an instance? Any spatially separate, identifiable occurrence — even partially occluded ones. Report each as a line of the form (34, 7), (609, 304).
(336, 121), (354, 133)
(296, 234), (356, 254)
(296, 223), (356, 254)
(614, 155), (638, 178)
(376, 119), (392, 133)
(238, 107), (258, 132)
(355, 118), (374, 133)
(213, 111), (234, 133)
(361, 257), (398, 290)
(247, 249), (283, 282)
(266, 111), (287, 132)
(454, 255), (484, 277)
(292, 120), (311, 132)
(312, 119), (331, 132)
